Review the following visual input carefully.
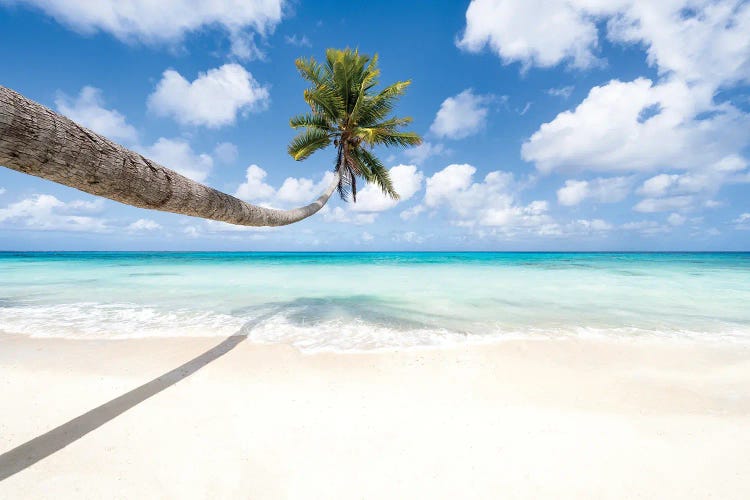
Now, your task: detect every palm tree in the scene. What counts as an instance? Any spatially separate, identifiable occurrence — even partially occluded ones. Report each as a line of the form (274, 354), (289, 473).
(0, 49), (419, 227)
(288, 48), (422, 202)
(0, 86), (336, 227)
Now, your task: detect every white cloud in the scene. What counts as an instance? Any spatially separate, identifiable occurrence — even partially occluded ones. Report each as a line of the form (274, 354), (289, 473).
(470, 0), (750, 219)
(459, 0), (750, 86)
(183, 225), (200, 238)
(424, 163), (476, 208)
(181, 220), (274, 239)
(276, 171), (335, 204)
(0, 194), (109, 232)
(142, 138), (213, 183)
(733, 213), (750, 230)
(429, 89), (490, 139)
(557, 177), (631, 206)
(556, 180), (588, 206)
(547, 86), (574, 99)
(638, 173), (680, 198)
(403, 142), (446, 164)
(634, 195), (695, 213)
(203, 220), (273, 233)
(234, 165), (276, 202)
(127, 218), (162, 232)
(0, 187), (5, 195)
(284, 34), (311, 47)
(633, 161), (747, 212)
(392, 231), (424, 244)
(321, 206), (377, 225)
(275, 177), (321, 204)
(534, 218), (614, 237)
(234, 165), (334, 207)
(6, 0), (285, 58)
(147, 64), (270, 128)
(422, 163), (552, 233)
(400, 204), (425, 221)
(605, 0), (750, 89)
(361, 231), (374, 242)
(522, 78), (750, 174)
(570, 219), (612, 232)
(352, 165), (423, 212)
(234, 163), (345, 217)
(621, 219), (671, 235)
(55, 86), (137, 142)
(667, 213), (686, 226)
(457, 0), (602, 69)
(214, 142), (238, 164)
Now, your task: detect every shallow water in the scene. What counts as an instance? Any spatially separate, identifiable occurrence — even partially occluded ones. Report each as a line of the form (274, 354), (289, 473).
(1, 252), (749, 351)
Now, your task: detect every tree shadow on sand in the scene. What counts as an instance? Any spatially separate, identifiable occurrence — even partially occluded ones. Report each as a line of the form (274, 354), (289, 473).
(0, 312), (275, 481)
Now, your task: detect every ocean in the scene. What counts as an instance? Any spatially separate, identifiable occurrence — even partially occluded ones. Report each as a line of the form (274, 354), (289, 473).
(1, 252), (749, 352)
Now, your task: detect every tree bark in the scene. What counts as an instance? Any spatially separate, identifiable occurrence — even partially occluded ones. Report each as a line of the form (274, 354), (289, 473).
(0, 85), (338, 227)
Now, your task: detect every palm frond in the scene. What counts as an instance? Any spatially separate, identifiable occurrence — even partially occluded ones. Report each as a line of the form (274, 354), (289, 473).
(357, 127), (422, 148)
(288, 129), (331, 161)
(356, 148), (399, 199)
(295, 57), (325, 87)
(303, 86), (344, 121)
(289, 113), (333, 131)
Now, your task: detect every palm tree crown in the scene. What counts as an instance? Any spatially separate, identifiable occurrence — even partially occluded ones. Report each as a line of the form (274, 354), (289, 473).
(288, 48), (422, 201)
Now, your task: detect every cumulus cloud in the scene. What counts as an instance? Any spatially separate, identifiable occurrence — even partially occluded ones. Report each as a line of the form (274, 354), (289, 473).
(234, 164), (334, 207)
(233, 163), (422, 220)
(557, 177), (632, 206)
(403, 142), (447, 164)
(633, 160), (747, 212)
(147, 64), (270, 128)
(459, 0), (750, 85)
(5, 0), (286, 58)
(55, 86), (137, 142)
(400, 204), (425, 221)
(351, 165), (423, 212)
(0, 187), (6, 195)
(421, 163), (553, 233)
(667, 213), (686, 226)
(523, 78), (750, 174)
(0, 194), (109, 232)
(276, 172), (336, 204)
(127, 218), (162, 232)
(321, 206), (377, 225)
(457, 0), (602, 69)
(634, 195), (694, 213)
(142, 138), (214, 183)
(429, 89), (490, 139)
(466, 1), (750, 218)
(234, 165), (277, 202)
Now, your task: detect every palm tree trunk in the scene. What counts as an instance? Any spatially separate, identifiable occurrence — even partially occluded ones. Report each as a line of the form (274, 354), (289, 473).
(0, 86), (338, 227)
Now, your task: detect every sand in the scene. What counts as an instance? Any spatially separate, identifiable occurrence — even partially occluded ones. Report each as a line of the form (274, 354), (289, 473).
(1, 333), (749, 499)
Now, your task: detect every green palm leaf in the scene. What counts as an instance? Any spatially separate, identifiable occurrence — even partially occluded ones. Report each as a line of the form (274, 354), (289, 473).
(288, 129), (331, 161)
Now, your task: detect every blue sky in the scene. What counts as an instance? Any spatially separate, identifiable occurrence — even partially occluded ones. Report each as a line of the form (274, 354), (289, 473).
(1, 0), (749, 251)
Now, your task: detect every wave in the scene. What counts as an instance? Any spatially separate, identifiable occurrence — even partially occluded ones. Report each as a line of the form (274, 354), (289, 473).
(2, 301), (750, 353)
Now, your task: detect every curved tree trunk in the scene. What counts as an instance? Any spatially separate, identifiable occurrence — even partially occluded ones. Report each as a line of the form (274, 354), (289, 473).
(0, 86), (337, 227)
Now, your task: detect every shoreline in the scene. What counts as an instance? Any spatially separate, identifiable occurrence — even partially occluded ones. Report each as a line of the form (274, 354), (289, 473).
(1, 333), (749, 498)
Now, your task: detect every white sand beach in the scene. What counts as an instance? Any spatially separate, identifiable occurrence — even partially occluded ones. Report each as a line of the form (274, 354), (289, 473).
(1, 333), (749, 499)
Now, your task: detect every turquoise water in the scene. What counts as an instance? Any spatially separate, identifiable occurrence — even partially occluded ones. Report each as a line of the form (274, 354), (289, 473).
(1, 252), (749, 351)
